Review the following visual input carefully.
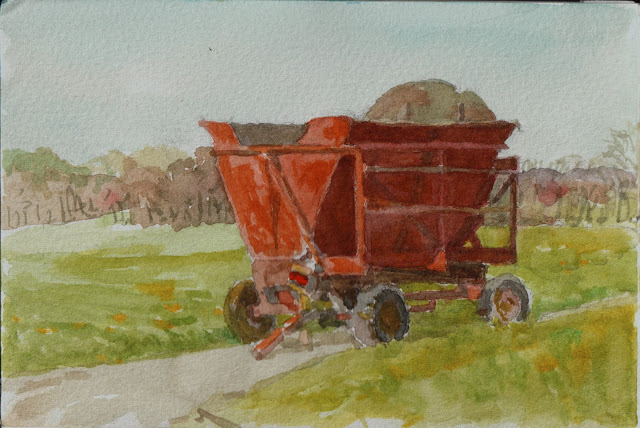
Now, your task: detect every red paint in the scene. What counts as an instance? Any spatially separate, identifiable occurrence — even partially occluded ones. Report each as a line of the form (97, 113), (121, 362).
(278, 153), (338, 228)
(254, 327), (283, 359)
(201, 117), (517, 280)
(299, 116), (353, 147)
(277, 290), (297, 311)
(198, 121), (238, 150)
(408, 300), (437, 313)
(314, 156), (357, 257)
(323, 256), (364, 275)
(427, 250), (447, 271)
(466, 284), (484, 300)
(289, 271), (308, 286)
(254, 314), (302, 359)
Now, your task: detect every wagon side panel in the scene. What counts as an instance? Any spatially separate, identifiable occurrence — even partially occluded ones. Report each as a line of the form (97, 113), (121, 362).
(216, 155), (304, 259)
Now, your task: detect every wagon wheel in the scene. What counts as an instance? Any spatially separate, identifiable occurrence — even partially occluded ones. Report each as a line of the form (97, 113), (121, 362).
(348, 285), (410, 347)
(224, 280), (276, 344)
(373, 289), (410, 342)
(477, 274), (531, 323)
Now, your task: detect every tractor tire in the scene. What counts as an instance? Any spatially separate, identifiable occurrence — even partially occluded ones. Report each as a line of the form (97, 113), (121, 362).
(224, 280), (276, 344)
(477, 274), (531, 323)
(348, 285), (410, 347)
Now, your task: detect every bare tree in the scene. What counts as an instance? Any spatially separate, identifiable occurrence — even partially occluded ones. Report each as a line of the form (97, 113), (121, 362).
(595, 122), (638, 171)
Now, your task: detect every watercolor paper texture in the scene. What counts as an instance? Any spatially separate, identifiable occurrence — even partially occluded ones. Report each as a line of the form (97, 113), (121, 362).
(1, 1), (638, 427)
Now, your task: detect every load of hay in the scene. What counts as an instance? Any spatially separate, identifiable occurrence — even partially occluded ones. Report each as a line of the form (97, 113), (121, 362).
(365, 79), (495, 125)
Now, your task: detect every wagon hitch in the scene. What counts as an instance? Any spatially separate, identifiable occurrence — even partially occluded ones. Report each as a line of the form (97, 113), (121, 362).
(252, 299), (352, 360)
(254, 314), (303, 360)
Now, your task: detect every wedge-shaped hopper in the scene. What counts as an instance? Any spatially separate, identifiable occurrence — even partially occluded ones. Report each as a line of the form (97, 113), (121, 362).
(200, 117), (517, 281)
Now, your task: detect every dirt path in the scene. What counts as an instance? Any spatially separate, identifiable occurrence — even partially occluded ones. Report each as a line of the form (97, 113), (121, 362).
(1, 331), (356, 427)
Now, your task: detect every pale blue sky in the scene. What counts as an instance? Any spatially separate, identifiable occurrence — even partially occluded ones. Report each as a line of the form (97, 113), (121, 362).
(1, 1), (638, 164)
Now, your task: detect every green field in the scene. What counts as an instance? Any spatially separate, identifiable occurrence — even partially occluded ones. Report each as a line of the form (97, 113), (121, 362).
(1, 217), (637, 394)
(1, 217), (250, 376)
(202, 297), (636, 427)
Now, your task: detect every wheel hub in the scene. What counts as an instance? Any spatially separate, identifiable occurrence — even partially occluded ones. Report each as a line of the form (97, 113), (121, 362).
(493, 288), (521, 322)
(378, 301), (402, 337)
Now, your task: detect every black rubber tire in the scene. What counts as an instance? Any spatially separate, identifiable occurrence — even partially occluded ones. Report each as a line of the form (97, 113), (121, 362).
(223, 280), (276, 344)
(477, 274), (531, 323)
(372, 289), (410, 342)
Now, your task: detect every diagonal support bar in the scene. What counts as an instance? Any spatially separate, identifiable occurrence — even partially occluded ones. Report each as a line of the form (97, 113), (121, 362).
(265, 155), (325, 266)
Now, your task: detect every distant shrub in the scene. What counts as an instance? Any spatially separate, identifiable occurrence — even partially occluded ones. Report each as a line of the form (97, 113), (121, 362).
(2, 147), (91, 189)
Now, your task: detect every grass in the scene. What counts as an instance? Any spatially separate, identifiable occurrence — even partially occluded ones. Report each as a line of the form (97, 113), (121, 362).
(1, 217), (637, 386)
(486, 225), (637, 316)
(1, 216), (250, 376)
(203, 297), (636, 427)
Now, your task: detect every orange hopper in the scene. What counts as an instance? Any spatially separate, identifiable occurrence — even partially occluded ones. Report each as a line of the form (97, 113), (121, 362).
(200, 116), (517, 278)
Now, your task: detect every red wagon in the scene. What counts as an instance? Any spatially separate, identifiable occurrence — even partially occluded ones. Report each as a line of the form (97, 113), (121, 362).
(201, 116), (530, 358)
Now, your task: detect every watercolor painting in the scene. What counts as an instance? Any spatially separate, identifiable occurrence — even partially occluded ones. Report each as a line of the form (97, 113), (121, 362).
(1, 2), (638, 427)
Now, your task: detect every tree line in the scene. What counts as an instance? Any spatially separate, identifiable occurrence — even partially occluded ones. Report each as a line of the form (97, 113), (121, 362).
(1, 133), (637, 230)
(2, 146), (234, 230)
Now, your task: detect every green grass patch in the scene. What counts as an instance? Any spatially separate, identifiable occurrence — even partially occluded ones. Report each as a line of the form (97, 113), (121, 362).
(486, 226), (637, 316)
(204, 297), (636, 427)
(1, 216), (251, 377)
